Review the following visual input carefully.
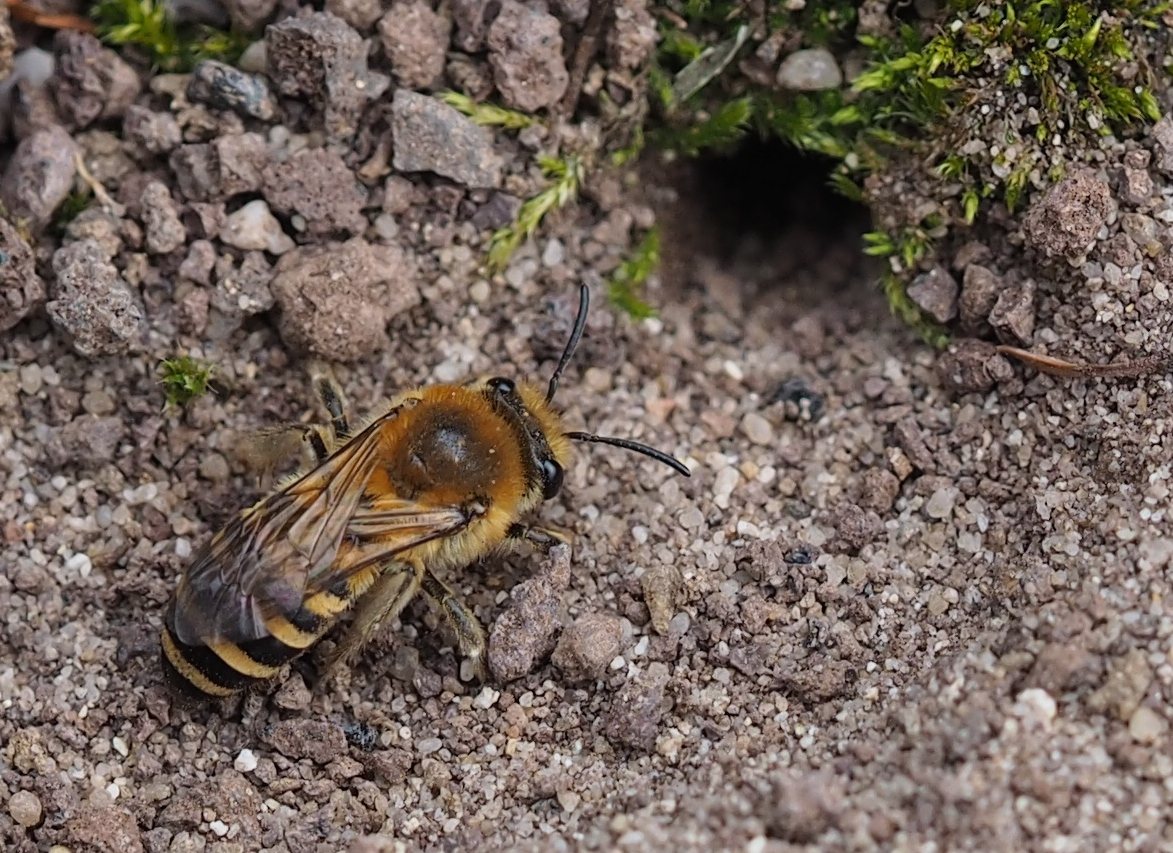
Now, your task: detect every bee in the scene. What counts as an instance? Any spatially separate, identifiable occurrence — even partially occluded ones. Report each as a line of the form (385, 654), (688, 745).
(160, 284), (690, 702)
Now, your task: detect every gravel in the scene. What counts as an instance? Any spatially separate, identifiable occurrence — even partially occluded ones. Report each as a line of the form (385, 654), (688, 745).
(0, 124), (78, 230)
(3, 6), (1173, 853)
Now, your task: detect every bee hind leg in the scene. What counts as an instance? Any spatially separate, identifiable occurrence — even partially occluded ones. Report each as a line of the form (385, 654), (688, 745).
(319, 560), (422, 680)
(420, 569), (489, 682)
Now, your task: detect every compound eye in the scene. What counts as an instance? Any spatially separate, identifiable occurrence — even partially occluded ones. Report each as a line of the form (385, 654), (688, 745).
(487, 377), (516, 396)
(540, 458), (564, 500)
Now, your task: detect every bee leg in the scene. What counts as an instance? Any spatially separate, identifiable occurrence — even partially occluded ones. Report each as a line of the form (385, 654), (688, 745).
(233, 424), (333, 487)
(290, 656), (322, 690)
(419, 570), (488, 682)
(308, 361), (350, 443)
(506, 522), (574, 553)
(320, 560), (422, 678)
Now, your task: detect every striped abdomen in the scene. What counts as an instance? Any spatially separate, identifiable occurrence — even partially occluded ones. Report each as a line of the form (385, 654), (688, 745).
(159, 576), (368, 701)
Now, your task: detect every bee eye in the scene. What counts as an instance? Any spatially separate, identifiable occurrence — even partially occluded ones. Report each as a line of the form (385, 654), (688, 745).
(488, 377), (516, 396)
(540, 458), (564, 500)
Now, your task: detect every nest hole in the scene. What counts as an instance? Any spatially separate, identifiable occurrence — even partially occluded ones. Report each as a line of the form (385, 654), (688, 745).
(647, 137), (877, 306)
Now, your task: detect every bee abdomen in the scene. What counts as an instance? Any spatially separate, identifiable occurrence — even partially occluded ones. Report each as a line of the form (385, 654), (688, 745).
(159, 597), (344, 701)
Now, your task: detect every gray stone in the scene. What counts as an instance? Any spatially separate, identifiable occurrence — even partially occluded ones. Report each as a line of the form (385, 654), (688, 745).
(906, 265), (959, 324)
(265, 12), (389, 145)
(378, 1), (451, 89)
(186, 59), (277, 121)
(0, 219), (46, 332)
(222, 0), (278, 31)
(989, 277), (1036, 345)
(451, 0), (495, 51)
(271, 238), (421, 362)
(140, 181), (186, 255)
(47, 239), (146, 357)
(50, 31), (141, 129)
(1152, 115), (1173, 176)
(122, 106), (182, 155)
(219, 200), (294, 254)
(326, 0), (383, 30)
(551, 613), (624, 684)
(0, 125), (79, 230)
(391, 90), (503, 188)
(262, 147), (367, 238)
(959, 264), (1001, 331)
(486, 1), (569, 111)
(1023, 168), (1111, 258)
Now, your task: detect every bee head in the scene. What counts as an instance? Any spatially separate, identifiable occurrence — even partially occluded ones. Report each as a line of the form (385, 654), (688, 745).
(480, 373), (568, 500)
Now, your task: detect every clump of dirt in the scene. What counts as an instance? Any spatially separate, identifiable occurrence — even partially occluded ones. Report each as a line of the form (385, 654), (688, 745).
(2, 2), (1173, 853)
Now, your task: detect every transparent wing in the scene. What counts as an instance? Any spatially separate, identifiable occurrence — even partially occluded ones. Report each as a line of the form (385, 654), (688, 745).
(169, 423), (469, 646)
(170, 424), (381, 645)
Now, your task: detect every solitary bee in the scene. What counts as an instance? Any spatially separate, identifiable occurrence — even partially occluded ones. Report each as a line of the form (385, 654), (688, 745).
(160, 285), (690, 701)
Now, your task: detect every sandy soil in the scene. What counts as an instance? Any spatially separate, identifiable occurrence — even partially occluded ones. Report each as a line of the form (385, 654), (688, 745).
(3, 170), (1171, 852)
(3, 8), (1173, 853)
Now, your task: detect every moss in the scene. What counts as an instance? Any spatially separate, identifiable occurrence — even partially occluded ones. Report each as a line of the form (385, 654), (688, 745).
(608, 228), (661, 320)
(158, 355), (215, 410)
(485, 154), (585, 274)
(50, 191), (92, 236)
(92, 0), (249, 72)
(637, 0), (1166, 346)
(439, 91), (538, 130)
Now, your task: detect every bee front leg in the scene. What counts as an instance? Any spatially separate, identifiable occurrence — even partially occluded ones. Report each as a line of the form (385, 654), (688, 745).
(505, 522), (574, 554)
(419, 570), (489, 682)
(319, 560), (422, 680)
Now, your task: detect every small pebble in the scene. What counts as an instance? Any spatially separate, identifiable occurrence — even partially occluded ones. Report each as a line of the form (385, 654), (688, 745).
(924, 488), (956, 520)
(641, 563), (681, 635)
(234, 748), (258, 773)
(740, 412), (774, 446)
(8, 790), (43, 827)
(19, 364), (43, 395)
(776, 47), (843, 90)
(1129, 706), (1167, 745)
(473, 686), (500, 709)
(220, 200), (295, 254)
(542, 239), (565, 267)
(1015, 688), (1057, 726)
(551, 612), (624, 683)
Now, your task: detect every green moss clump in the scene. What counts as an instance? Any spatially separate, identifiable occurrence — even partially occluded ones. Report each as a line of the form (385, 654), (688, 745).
(93, 0), (249, 72)
(158, 355), (215, 410)
(608, 228), (661, 320)
(635, 0), (1166, 346)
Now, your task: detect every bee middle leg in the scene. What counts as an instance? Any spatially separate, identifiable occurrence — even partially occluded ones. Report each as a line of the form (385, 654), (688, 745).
(419, 569), (488, 682)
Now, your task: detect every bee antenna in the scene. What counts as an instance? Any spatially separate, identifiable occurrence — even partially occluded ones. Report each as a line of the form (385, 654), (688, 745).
(546, 284), (591, 403)
(565, 431), (691, 477)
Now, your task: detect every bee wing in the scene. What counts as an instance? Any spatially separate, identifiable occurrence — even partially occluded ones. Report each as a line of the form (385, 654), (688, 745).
(305, 498), (472, 585)
(170, 421), (389, 646)
(171, 423), (477, 647)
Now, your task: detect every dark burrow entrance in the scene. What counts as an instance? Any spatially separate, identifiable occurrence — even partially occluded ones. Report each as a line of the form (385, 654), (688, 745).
(643, 137), (879, 311)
